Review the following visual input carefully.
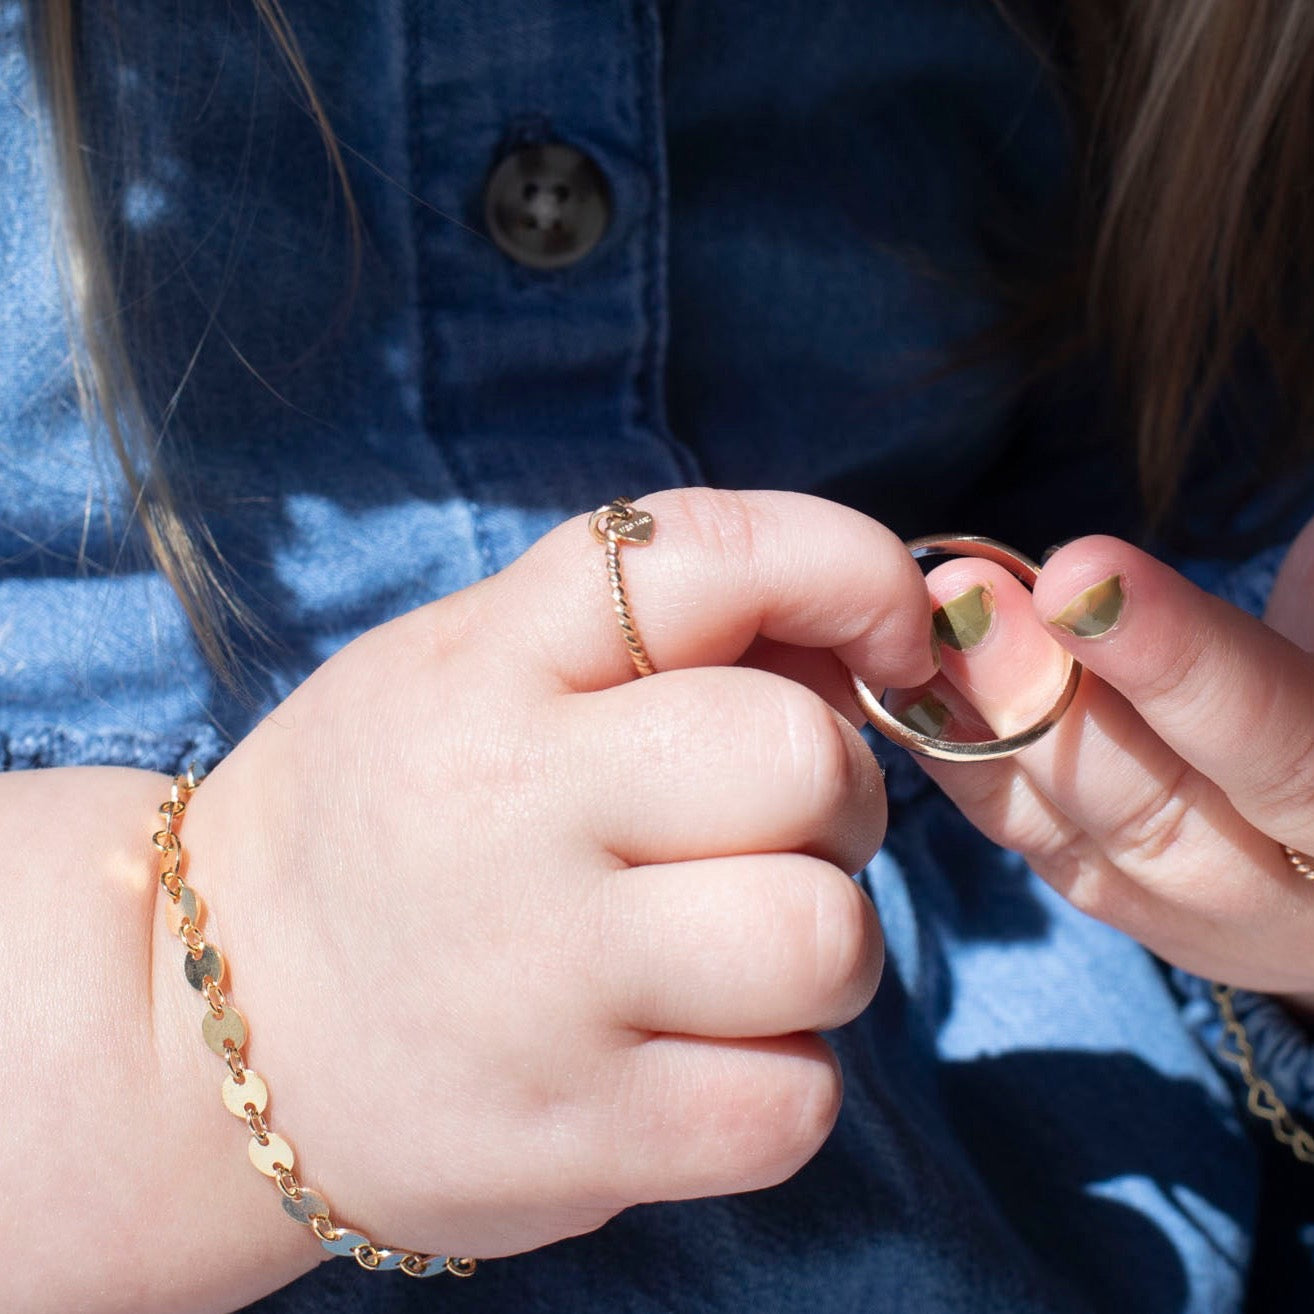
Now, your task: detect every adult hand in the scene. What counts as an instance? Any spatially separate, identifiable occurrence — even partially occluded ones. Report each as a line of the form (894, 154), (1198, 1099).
(904, 518), (1314, 1005)
(175, 489), (936, 1266)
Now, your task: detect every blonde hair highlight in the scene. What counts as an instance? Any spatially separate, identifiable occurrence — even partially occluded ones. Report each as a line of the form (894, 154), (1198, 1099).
(1072, 0), (1314, 515)
(26, 0), (359, 685)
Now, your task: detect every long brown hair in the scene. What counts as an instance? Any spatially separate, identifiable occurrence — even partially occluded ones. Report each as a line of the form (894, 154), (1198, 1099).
(1068, 0), (1314, 517)
(24, 0), (1314, 669)
(24, 0), (359, 683)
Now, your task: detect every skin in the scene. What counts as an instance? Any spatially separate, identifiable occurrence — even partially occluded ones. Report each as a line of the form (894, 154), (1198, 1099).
(0, 489), (935, 1313)
(5, 489), (1311, 1310)
(915, 523), (1314, 1010)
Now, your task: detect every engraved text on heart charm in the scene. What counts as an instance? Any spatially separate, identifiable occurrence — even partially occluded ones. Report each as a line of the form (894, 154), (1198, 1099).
(610, 509), (654, 544)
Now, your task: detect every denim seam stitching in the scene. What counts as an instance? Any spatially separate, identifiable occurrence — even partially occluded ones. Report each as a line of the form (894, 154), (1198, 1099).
(402, 0), (497, 581)
(630, 0), (701, 486)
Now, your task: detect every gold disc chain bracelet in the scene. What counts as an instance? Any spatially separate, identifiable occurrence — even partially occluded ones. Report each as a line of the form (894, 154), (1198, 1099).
(153, 768), (479, 1278)
(1211, 982), (1314, 1165)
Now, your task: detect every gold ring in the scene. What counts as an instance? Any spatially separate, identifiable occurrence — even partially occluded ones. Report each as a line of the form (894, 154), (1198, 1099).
(848, 534), (1083, 762)
(1283, 845), (1314, 880)
(589, 498), (656, 678)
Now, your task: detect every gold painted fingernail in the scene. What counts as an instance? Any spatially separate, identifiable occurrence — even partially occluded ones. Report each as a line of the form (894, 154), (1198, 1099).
(898, 692), (951, 737)
(932, 585), (994, 652)
(1049, 574), (1125, 637)
(930, 620), (942, 671)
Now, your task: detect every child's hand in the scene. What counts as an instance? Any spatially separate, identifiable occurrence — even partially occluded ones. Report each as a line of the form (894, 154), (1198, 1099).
(911, 523), (1314, 1005)
(171, 490), (936, 1266)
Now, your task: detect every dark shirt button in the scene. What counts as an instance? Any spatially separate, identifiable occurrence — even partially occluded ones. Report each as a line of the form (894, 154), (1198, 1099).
(484, 142), (611, 270)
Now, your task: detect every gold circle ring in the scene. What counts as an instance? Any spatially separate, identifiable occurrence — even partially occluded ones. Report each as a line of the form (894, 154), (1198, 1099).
(847, 534), (1083, 762)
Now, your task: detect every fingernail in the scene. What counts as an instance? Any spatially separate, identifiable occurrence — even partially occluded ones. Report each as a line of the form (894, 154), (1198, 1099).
(1049, 574), (1125, 637)
(932, 585), (994, 652)
(929, 620), (943, 671)
(898, 692), (951, 737)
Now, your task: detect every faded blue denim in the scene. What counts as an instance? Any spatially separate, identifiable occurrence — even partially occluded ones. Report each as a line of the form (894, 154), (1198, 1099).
(2, 1), (1313, 1309)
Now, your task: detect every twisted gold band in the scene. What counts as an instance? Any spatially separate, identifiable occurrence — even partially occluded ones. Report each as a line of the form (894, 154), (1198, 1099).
(590, 498), (656, 678)
(1283, 845), (1314, 879)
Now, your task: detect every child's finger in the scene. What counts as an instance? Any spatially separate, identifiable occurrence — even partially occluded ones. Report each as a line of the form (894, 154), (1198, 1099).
(1033, 537), (1314, 855)
(599, 852), (882, 1037)
(739, 637), (877, 731)
(485, 488), (938, 694)
(610, 1032), (842, 1203)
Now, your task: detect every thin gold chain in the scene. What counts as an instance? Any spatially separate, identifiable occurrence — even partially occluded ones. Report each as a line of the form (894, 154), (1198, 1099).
(154, 769), (478, 1278)
(1211, 982), (1314, 1165)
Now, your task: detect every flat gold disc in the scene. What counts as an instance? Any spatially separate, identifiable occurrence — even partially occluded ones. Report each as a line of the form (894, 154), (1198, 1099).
(184, 944), (225, 991)
(283, 1188), (331, 1224)
(221, 1070), (268, 1118)
(321, 1228), (369, 1257)
(164, 885), (203, 937)
(249, 1132), (295, 1177)
(202, 1006), (247, 1058)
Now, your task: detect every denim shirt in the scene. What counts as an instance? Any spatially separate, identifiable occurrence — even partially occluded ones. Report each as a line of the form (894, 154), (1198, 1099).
(3, 2), (1314, 1310)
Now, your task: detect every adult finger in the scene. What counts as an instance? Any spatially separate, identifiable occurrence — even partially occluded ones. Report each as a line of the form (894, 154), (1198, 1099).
(1033, 537), (1314, 854)
(920, 558), (1071, 736)
(912, 554), (1314, 988)
(1265, 514), (1314, 650)
(490, 489), (938, 694)
(596, 852), (882, 1037)
(922, 555), (1293, 918)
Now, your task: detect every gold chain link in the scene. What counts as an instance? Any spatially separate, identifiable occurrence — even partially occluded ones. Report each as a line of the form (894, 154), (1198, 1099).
(154, 769), (479, 1279)
(1211, 982), (1314, 1165)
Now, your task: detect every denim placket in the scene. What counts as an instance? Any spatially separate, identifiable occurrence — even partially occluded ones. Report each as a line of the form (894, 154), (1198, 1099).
(404, 0), (700, 576)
